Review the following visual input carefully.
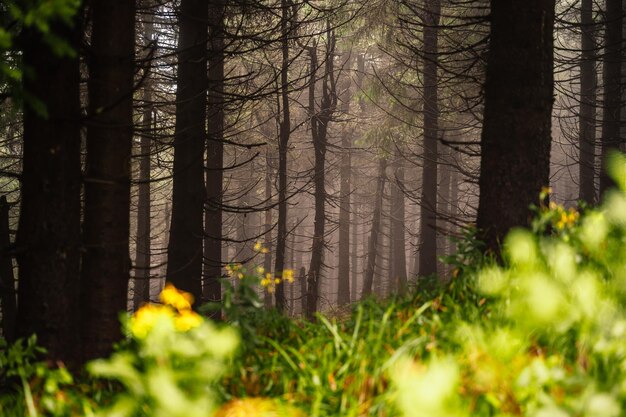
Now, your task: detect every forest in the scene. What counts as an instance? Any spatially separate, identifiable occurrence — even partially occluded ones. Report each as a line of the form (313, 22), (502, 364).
(2, 0), (626, 416)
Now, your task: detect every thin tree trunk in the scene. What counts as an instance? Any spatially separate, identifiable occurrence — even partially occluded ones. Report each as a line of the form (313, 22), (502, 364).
(599, 0), (622, 195)
(167, 0), (208, 302)
(361, 159), (387, 298)
(134, 7), (155, 310)
(390, 150), (408, 294)
(437, 152), (451, 276)
(418, 0), (441, 277)
(82, 0), (135, 360)
(0, 197), (16, 341)
(337, 53), (353, 306)
(476, 0), (555, 254)
(579, 0), (596, 204)
(351, 205), (358, 303)
(274, 0), (291, 312)
(263, 147), (274, 308)
(203, 0), (225, 311)
(306, 27), (336, 319)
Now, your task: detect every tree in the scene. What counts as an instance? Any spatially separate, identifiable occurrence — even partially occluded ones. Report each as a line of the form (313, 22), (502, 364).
(203, 0), (225, 312)
(166, 0), (208, 302)
(82, 0), (135, 360)
(599, 0), (622, 195)
(274, 0), (292, 312)
(16, 5), (83, 364)
(418, 0), (441, 277)
(133, 2), (156, 310)
(578, 0), (596, 204)
(476, 0), (555, 254)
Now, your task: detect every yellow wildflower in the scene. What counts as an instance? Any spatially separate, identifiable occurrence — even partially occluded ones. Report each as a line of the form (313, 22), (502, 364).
(260, 278), (271, 287)
(549, 201), (558, 210)
(254, 242), (263, 252)
(174, 309), (203, 332)
(541, 186), (553, 195)
(256, 266), (265, 275)
(160, 283), (194, 311)
(283, 269), (295, 283)
(129, 304), (174, 339)
(274, 278), (281, 285)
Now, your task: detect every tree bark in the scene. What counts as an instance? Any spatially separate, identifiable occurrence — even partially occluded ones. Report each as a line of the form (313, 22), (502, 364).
(82, 0), (135, 360)
(337, 53), (353, 306)
(418, 0), (441, 277)
(167, 0), (208, 302)
(274, 0), (291, 312)
(0, 197), (16, 342)
(476, 0), (555, 254)
(203, 1), (225, 312)
(361, 159), (387, 298)
(578, 0), (596, 204)
(390, 149), (408, 294)
(17, 12), (83, 363)
(134, 6), (155, 310)
(599, 0), (622, 195)
(306, 27), (336, 319)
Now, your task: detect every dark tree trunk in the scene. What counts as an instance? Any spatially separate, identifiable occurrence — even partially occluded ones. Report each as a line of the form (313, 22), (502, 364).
(82, 0), (135, 360)
(599, 0), (622, 195)
(203, 1), (225, 312)
(390, 150), (408, 294)
(0, 197), (16, 341)
(134, 7), (155, 310)
(418, 0), (441, 277)
(476, 0), (555, 254)
(167, 0), (208, 302)
(306, 28), (336, 319)
(337, 53), (353, 306)
(274, 0), (291, 312)
(17, 12), (83, 363)
(16, 8), (82, 363)
(579, 0), (597, 204)
(361, 159), (387, 299)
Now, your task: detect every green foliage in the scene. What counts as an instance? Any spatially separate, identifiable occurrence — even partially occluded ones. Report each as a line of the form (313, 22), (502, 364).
(7, 152), (626, 415)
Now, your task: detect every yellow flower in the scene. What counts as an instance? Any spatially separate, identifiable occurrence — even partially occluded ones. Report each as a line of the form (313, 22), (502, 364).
(260, 278), (271, 287)
(254, 242), (263, 252)
(226, 263), (243, 277)
(160, 283), (194, 311)
(129, 304), (174, 339)
(274, 278), (281, 285)
(256, 266), (265, 275)
(174, 309), (203, 332)
(549, 201), (558, 210)
(283, 269), (295, 283)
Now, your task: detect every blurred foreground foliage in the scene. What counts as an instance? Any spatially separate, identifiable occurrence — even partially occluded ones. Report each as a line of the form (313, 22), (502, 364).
(5, 153), (626, 416)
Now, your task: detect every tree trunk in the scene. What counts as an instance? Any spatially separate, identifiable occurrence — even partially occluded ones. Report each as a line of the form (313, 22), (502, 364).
(203, 1), (225, 312)
(82, 0), (135, 360)
(263, 147), (274, 308)
(390, 149), (408, 294)
(167, 0), (208, 302)
(0, 197), (16, 342)
(17, 11), (83, 363)
(361, 159), (387, 299)
(351, 205), (358, 302)
(476, 0), (555, 254)
(599, 0), (622, 195)
(418, 0), (441, 277)
(134, 6), (155, 310)
(337, 53), (353, 306)
(437, 151), (451, 276)
(274, 0), (291, 312)
(579, 0), (596, 204)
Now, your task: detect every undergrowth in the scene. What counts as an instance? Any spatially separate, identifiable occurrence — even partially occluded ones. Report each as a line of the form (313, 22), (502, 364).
(5, 152), (626, 416)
